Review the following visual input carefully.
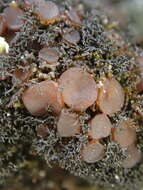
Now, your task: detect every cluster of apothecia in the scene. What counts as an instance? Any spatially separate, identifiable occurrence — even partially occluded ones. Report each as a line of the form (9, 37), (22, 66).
(22, 66), (142, 168)
(0, 0), (81, 41)
(0, 0), (142, 169)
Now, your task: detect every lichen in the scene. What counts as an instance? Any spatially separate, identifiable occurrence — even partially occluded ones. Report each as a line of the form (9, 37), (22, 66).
(0, 0), (143, 190)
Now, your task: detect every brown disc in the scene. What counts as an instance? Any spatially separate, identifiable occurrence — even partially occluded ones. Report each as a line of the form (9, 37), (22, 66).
(36, 124), (49, 137)
(114, 121), (137, 148)
(59, 67), (98, 112)
(135, 56), (143, 74)
(39, 47), (59, 64)
(98, 78), (125, 115)
(81, 141), (105, 163)
(122, 145), (142, 168)
(67, 8), (81, 26)
(3, 6), (24, 31)
(22, 80), (64, 116)
(0, 14), (7, 35)
(63, 30), (80, 45)
(89, 114), (112, 139)
(13, 68), (31, 83)
(136, 79), (143, 93)
(35, 1), (60, 25)
(57, 109), (80, 137)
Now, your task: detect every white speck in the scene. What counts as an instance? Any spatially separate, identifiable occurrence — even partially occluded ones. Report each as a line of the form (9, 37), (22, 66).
(115, 175), (120, 181)
(98, 81), (103, 88)
(7, 113), (11, 117)
(21, 56), (24, 60)
(108, 65), (112, 70)
(0, 37), (9, 54)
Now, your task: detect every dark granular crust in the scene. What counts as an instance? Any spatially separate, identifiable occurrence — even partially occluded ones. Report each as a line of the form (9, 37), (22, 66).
(0, 1), (143, 190)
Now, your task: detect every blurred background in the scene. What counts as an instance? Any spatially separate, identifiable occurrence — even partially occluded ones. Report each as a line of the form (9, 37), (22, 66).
(83, 0), (143, 45)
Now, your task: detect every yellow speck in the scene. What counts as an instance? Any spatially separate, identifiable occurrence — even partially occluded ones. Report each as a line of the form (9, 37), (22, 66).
(13, 101), (22, 108)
